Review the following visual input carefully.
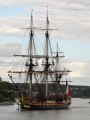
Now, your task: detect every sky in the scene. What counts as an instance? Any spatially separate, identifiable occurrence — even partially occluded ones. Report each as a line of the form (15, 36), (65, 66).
(0, 0), (90, 85)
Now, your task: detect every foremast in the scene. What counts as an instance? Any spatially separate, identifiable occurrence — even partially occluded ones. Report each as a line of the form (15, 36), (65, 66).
(8, 10), (35, 99)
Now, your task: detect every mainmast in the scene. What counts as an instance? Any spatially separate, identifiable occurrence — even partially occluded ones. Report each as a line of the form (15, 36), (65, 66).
(29, 10), (33, 98)
(45, 6), (49, 98)
(56, 43), (59, 70)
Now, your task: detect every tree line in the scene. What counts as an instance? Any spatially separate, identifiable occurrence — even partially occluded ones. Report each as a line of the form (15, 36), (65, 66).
(0, 77), (15, 102)
(0, 76), (90, 102)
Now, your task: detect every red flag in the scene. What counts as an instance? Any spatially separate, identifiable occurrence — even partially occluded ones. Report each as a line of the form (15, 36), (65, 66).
(68, 88), (71, 96)
(66, 83), (71, 96)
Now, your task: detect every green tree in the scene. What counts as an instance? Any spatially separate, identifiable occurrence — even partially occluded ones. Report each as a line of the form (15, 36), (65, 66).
(0, 94), (4, 102)
(0, 79), (15, 102)
(83, 87), (90, 98)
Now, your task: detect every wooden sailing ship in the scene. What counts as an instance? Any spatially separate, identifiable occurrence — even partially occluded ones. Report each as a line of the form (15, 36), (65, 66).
(8, 8), (71, 110)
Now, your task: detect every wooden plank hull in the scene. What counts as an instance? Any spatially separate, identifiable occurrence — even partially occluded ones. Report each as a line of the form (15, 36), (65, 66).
(21, 99), (71, 110)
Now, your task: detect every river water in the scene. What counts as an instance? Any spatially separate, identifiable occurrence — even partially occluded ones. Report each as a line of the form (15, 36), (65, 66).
(0, 98), (90, 120)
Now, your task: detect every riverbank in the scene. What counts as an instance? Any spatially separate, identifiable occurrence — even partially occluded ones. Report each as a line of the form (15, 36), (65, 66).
(0, 101), (15, 105)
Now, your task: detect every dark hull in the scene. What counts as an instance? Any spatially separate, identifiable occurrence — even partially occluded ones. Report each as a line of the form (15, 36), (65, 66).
(20, 97), (71, 110)
(21, 103), (70, 110)
(29, 104), (69, 110)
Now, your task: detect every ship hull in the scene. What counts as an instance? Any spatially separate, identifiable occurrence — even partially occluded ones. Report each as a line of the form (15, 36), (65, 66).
(28, 104), (69, 110)
(21, 98), (71, 110)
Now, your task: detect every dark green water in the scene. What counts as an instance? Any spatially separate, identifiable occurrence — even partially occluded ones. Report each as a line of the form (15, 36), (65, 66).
(0, 98), (90, 120)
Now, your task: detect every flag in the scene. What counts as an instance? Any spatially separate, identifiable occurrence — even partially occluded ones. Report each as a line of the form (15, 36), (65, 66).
(66, 80), (71, 96)
(68, 88), (71, 96)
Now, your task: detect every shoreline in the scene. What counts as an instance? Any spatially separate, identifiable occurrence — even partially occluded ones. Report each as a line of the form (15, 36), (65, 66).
(0, 101), (15, 105)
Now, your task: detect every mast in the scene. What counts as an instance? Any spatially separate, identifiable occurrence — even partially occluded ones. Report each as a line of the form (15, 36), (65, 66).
(56, 43), (59, 97)
(29, 10), (33, 98)
(56, 43), (59, 70)
(45, 6), (49, 98)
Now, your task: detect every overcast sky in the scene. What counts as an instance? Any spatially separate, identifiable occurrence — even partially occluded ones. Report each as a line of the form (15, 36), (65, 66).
(0, 0), (90, 85)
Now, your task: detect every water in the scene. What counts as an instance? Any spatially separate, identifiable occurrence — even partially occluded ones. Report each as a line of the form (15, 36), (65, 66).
(0, 98), (90, 120)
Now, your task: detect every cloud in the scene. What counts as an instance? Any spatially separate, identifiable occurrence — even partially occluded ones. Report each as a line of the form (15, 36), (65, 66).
(0, 0), (36, 6)
(0, 42), (21, 57)
(0, 58), (16, 79)
(1, 56), (89, 85)
(0, 14), (90, 40)
(65, 62), (90, 78)
(0, 53), (90, 85)
(0, 16), (27, 36)
(70, 77), (90, 86)
(60, 61), (90, 85)
(0, 57), (25, 79)
(0, 3), (90, 40)
(0, 0), (89, 12)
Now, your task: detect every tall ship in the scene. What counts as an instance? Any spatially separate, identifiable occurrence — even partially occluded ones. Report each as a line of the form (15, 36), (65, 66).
(8, 9), (71, 110)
